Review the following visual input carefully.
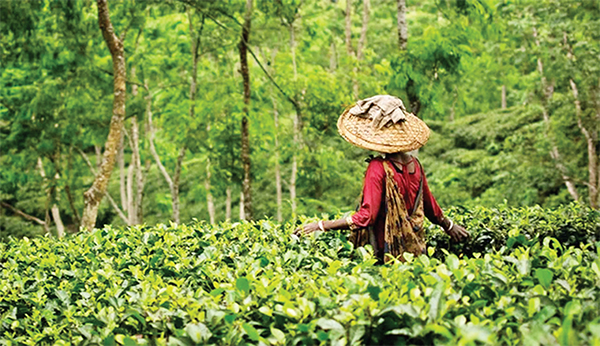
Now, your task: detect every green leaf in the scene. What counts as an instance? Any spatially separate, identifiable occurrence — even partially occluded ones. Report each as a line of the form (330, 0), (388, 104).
(123, 337), (138, 346)
(236, 277), (250, 294)
(428, 282), (445, 321)
(103, 335), (116, 346)
(367, 285), (381, 301)
(535, 268), (553, 289)
(317, 318), (344, 331)
(185, 323), (211, 343)
(242, 323), (260, 341)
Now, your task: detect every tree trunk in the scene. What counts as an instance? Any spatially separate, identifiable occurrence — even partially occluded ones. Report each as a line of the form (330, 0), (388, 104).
(82, 0), (127, 231)
(126, 160), (134, 223)
(205, 156), (215, 224)
(118, 134), (127, 211)
(37, 158), (64, 237)
(128, 63), (144, 225)
(397, 0), (408, 50)
(172, 147), (185, 224)
(239, 0), (253, 220)
(226, 186), (232, 221)
(570, 79), (598, 209)
(239, 191), (245, 221)
(77, 147), (129, 223)
(397, 0), (420, 116)
(273, 97), (283, 223)
(289, 23), (303, 218)
(353, 0), (370, 98)
(132, 115), (144, 223)
(51, 205), (65, 238)
(345, 0), (353, 56)
(501, 85), (507, 109)
(65, 146), (81, 226)
(0, 202), (47, 228)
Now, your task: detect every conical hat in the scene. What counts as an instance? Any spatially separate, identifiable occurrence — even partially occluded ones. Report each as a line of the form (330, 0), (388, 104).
(337, 95), (430, 153)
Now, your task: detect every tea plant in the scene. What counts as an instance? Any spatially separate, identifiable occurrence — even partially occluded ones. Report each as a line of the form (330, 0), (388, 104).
(0, 204), (599, 345)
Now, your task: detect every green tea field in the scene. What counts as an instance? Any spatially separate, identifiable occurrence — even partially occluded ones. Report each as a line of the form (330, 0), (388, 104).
(1, 204), (599, 345)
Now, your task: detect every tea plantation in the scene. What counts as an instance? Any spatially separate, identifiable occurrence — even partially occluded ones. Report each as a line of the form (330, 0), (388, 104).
(1, 204), (599, 345)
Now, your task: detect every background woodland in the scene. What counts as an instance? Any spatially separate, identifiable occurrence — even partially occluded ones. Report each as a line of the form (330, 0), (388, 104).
(1, 0), (599, 239)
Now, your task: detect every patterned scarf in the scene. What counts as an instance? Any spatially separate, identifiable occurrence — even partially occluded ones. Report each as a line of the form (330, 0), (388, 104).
(350, 159), (426, 263)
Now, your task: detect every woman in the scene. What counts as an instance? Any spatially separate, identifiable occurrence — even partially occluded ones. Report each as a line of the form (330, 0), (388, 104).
(294, 95), (468, 263)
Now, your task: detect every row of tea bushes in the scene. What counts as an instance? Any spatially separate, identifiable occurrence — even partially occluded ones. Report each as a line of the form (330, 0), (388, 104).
(0, 203), (599, 345)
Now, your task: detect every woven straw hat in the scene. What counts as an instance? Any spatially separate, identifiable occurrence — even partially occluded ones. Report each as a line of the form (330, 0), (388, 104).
(337, 95), (430, 153)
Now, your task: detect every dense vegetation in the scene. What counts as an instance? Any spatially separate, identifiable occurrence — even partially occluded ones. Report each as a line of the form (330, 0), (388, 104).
(1, 1), (598, 345)
(1, 0), (599, 238)
(1, 204), (599, 345)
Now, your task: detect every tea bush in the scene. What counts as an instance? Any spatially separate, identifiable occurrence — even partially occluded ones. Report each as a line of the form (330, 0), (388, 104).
(0, 204), (599, 345)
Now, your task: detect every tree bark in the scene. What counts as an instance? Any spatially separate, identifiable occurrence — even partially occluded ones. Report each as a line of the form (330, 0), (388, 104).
(238, 0), (253, 220)
(51, 205), (65, 238)
(82, 0), (127, 231)
(570, 79), (598, 209)
(0, 202), (47, 228)
(289, 27), (304, 218)
(501, 85), (507, 109)
(353, 0), (370, 98)
(345, 0), (353, 56)
(65, 146), (81, 226)
(38, 158), (64, 237)
(128, 61), (144, 225)
(126, 159), (134, 223)
(77, 147), (129, 223)
(172, 147), (185, 224)
(205, 155), (216, 224)
(239, 191), (245, 221)
(118, 134), (127, 211)
(131, 115), (144, 223)
(226, 186), (232, 221)
(397, 0), (420, 115)
(291, 116), (299, 217)
(39, 159), (52, 235)
(397, 0), (408, 50)
(273, 97), (283, 223)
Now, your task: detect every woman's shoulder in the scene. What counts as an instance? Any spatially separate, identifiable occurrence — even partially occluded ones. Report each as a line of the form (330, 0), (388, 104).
(365, 155), (385, 164)
(364, 155), (386, 176)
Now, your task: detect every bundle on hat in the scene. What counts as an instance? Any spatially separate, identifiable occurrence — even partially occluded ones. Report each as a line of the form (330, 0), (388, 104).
(337, 95), (430, 153)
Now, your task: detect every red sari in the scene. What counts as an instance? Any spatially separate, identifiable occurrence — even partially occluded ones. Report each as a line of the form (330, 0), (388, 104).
(349, 157), (445, 255)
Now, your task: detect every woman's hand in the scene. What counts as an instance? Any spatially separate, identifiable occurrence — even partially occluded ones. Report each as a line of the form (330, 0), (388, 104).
(446, 223), (469, 242)
(293, 222), (321, 237)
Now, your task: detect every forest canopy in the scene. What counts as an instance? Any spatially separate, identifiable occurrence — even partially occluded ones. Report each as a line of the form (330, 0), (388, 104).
(0, 0), (599, 238)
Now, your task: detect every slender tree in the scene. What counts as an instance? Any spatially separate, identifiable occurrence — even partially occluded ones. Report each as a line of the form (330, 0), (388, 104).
(397, 0), (407, 50)
(239, 0), (253, 220)
(81, 0), (127, 230)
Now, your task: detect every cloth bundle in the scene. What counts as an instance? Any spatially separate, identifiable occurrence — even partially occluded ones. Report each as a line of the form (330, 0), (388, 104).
(348, 95), (409, 130)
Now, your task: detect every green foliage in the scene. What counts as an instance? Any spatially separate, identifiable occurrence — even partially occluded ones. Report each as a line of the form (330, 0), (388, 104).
(428, 202), (600, 259)
(422, 106), (574, 208)
(1, 0), (598, 237)
(1, 204), (599, 345)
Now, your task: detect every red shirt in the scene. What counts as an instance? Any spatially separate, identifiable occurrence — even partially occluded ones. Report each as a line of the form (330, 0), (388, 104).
(351, 157), (445, 250)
